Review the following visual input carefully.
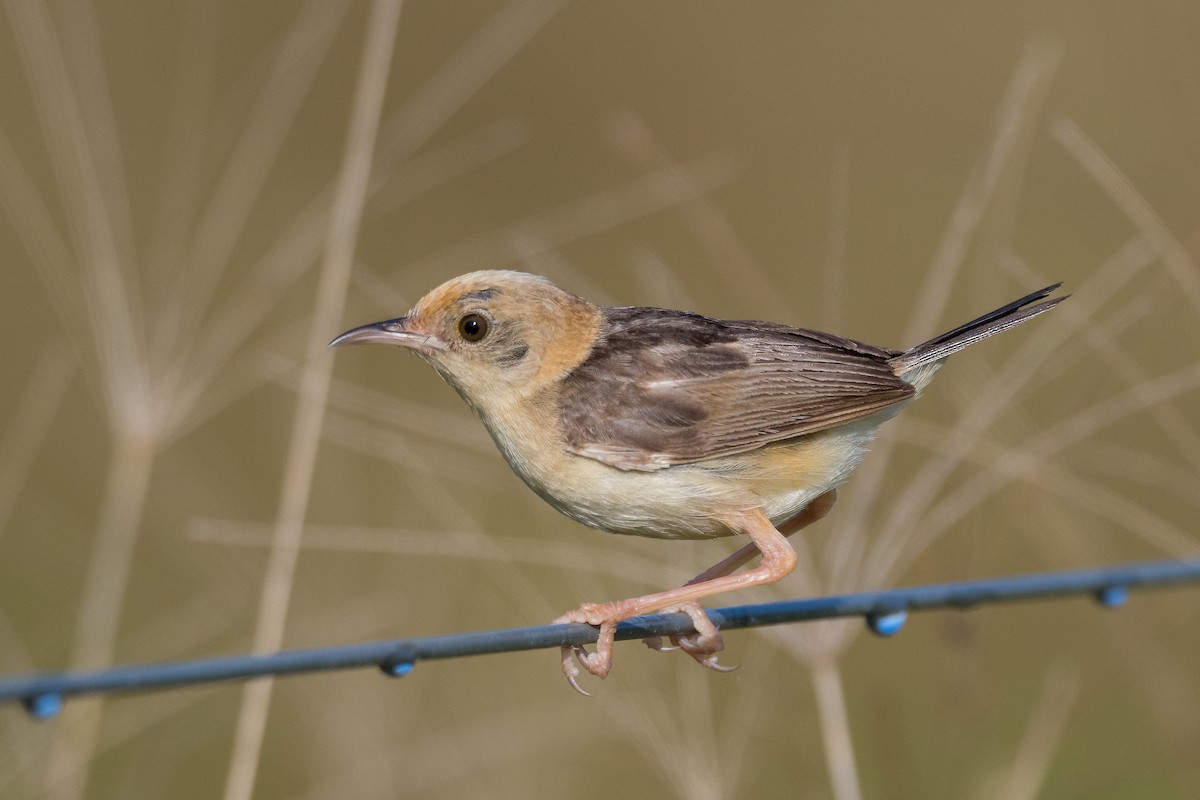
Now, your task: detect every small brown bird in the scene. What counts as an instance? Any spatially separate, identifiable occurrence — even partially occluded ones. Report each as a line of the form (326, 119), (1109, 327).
(332, 271), (1064, 693)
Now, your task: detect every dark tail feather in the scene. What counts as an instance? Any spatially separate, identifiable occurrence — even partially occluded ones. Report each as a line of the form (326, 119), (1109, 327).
(890, 283), (1066, 374)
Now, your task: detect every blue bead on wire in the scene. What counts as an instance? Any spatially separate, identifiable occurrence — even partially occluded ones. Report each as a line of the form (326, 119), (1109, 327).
(866, 608), (908, 637)
(1094, 585), (1128, 608)
(23, 693), (63, 720)
(380, 660), (414, 678)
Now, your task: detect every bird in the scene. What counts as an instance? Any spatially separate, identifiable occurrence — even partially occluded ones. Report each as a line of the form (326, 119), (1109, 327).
(331, 270), (1065, 693)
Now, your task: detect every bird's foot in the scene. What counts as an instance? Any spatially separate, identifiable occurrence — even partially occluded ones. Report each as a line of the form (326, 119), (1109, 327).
(554, 601), (630, 695)
(647, 602), (737, 673)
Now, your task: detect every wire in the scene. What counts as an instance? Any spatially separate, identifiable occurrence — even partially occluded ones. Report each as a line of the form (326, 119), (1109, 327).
(3, 557), (1199, 718)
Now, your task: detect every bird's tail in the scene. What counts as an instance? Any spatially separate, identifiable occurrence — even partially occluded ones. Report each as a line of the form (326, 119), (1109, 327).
(889, 283), (1066, 382)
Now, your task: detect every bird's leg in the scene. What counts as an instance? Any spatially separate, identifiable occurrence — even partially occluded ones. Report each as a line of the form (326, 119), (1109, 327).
(646, 490), (838, 666)
(555, 505), (808, 692)
(690, 489), (836, 585)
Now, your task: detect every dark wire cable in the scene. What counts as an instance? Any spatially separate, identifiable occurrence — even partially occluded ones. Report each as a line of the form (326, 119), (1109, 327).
(3, 557), (1199, 719)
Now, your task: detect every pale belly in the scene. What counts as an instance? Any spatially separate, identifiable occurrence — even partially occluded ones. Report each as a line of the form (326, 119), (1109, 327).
(497, 418), (885, 540)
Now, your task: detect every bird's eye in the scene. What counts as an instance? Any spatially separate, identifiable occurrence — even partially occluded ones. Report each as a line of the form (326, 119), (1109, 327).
(458, 313), (489, 342)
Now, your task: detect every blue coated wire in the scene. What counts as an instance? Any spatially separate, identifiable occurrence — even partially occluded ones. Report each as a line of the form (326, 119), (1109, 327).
(2, 557), (1199, 717)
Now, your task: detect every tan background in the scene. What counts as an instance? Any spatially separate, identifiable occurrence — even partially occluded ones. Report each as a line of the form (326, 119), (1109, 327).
(2, 2), (1199, 798)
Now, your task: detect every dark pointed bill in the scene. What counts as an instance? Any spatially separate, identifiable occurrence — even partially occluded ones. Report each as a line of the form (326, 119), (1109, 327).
(328, 317), (447, 351)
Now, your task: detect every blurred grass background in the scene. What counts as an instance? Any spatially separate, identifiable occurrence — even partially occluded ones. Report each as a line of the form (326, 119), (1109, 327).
(2, 1), (1199, 798)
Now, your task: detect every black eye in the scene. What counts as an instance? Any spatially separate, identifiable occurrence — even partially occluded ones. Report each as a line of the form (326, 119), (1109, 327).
(458, 313), (489, 342)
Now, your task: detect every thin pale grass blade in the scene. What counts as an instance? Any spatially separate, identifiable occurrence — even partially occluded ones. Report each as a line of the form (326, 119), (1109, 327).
(162, 341), (298, 445)
(393, 153), (739, 281)
(894, 417), (1199, 559)
(369, 115), (530, 217)
(1018, 449), (1198, 558)
(1113, 630), (1200, 751)
(1051, 117), (1200, 317)
(376, 0), (568, 162)
(0, 126), (88, 344)
(897, 360), (1200, 577)
(188, 0), (567, 396)
(316, 371), (495, 454)
(902, 37), (1062, 346)
(223, 4), (402, 799)
(7, 22), (156, 800)
(143, 0), (221, 300)
(184, 516), (677, 598)
(55, 2), (138, 282)
(864, 237), (1161, 591)
(606, 109), (789, 320)
(512, 236), (618, 305)
(317, 413), (559, 616)
(293, 706), (594, 800)
(710, 651), (777, 794)
(122, 587), (247, 668)
(320, 411), (509, 489)
(41, 433), (156, 800)
(0, 615), (50, 799)
(629, 247), (701, 310)
(976, 666), (1079, 800)
(351, 266), (412, 313)
(155, 0), (350, 383)
(820, 37), (1062, 604)
(1002, 247), (1200, 471)
(768, 617), (858, 665)
(0, 340), (74, 545)
(4, 0), (149, 428)
(82, 594), (254, 779)
(877, 348), (1198, 582)
(175, 117), (530, 431)
(606, 670), (727, 800)
(812, 659), (864, 800)
(1079, 442), (1200, 513)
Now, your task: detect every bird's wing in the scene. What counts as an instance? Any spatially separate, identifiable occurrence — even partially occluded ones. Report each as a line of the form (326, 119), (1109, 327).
(558, 307), (915, 471)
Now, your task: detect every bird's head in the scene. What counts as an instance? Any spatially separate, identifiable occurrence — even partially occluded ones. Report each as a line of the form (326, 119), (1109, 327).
(331, 270), (602, 413)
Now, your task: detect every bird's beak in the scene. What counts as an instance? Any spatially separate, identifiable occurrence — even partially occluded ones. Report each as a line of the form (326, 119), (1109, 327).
(328, 316), (448, 352)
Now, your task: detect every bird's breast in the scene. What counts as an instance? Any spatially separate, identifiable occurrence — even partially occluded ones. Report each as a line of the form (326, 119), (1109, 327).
(476, 394), (882, 540)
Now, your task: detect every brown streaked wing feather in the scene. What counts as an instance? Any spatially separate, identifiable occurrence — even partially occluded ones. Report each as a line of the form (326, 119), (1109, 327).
(558, 307), (915, 471)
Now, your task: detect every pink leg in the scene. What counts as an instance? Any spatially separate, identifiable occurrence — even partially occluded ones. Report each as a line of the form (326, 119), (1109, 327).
(555, 497), (835, 694)
(647, 490), (838, 667)
(687, 490), (838, 586)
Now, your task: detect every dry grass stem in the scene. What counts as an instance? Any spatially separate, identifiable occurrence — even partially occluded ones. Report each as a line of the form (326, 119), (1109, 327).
(1051, 117), (1200, 315)
(977, 666), (1079, 800)
(177, 115), (530, 434)
(187, 519), (700, 592)
(0, 341), (74, 545)
(606, 109), (787, 319)
(222, 3), (402, 798)
(894, 418), (1198, 558)
(864, 231), (1161, 590)
(376, 0), (568, 162)
(155, 0), (349, 386)
(393, 153), (739, 282)
(818, 38), (1063, 620)
(907, 360), (1200, 569)
(812, 659), (864, 800)
(1001, 246), (1200, 470)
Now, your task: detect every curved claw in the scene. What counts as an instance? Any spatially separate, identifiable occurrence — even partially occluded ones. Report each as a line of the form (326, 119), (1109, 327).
(566, 671), (593, 697)
(700, 657), (739, 673)
(675, 636), (737, 672)
(561, 646), (593, 697)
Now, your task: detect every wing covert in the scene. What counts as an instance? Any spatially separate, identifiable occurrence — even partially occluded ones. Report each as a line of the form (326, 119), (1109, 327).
(558, 307), (914, 471)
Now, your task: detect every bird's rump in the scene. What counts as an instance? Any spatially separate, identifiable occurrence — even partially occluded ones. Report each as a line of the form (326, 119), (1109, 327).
(557, 307), (916, 470)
